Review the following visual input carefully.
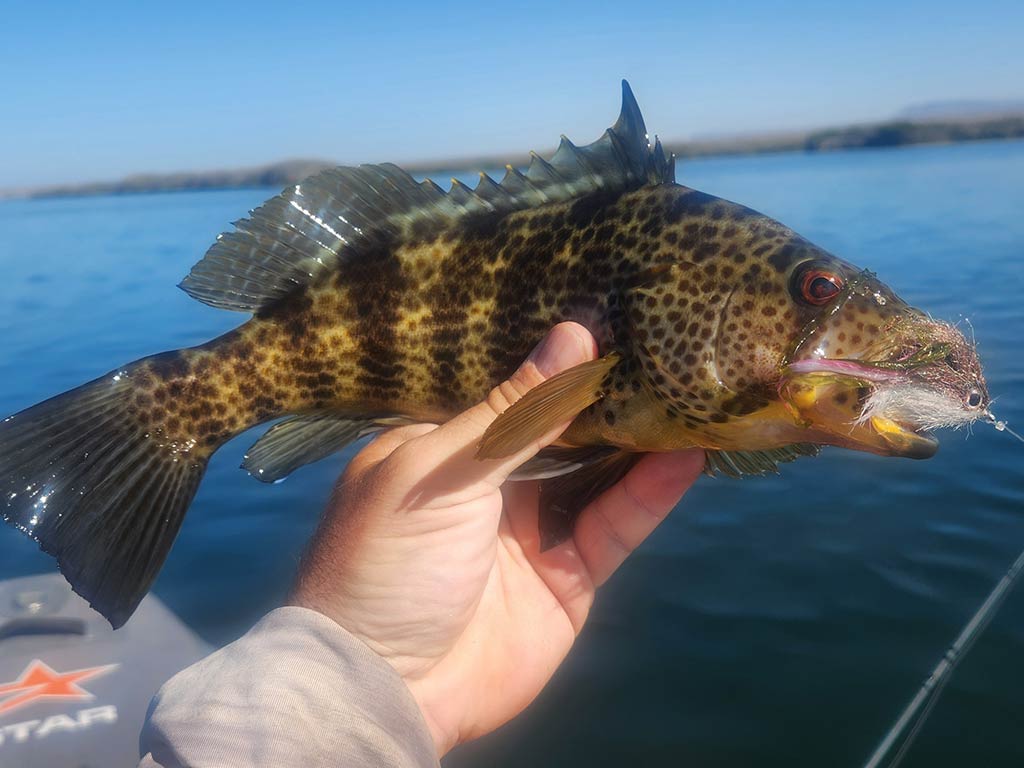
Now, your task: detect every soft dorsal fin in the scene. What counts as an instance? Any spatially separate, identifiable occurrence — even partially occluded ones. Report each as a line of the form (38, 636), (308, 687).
(180, 81), (675, 313)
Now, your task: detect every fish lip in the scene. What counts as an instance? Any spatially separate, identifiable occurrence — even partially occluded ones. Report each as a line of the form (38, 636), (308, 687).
(780, 358), (940, 459)
(902, 431), (939, 459)
(868, 415), (939, 459)
(784, 357), (904, 383)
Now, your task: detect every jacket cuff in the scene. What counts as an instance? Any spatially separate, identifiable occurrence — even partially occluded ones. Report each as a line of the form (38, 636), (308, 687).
(140, 606), (438, 767)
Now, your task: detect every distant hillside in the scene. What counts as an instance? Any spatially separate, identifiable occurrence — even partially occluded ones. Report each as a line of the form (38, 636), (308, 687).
(897, 99), (1024, 120)
(6, 156), (526, 201)
(16, 159), (335, 200)
(8, 112), (1024, 200)
(669, 114), (1024, 158)
(802, 115), (1024, 151)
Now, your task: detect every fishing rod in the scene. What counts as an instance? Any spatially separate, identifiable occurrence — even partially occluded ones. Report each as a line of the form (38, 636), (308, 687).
(862, 432), (1024, 768)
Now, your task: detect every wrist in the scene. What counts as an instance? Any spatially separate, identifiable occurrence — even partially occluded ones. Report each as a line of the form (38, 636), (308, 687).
(290, 595), (459, 757)
(402, 675), (460, 757)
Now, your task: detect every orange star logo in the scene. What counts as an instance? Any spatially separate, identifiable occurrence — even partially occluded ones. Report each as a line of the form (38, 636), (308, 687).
(0, 660), (118, 717)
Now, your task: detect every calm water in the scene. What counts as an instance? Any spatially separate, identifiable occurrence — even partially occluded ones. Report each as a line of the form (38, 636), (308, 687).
(1, 141), (1023, 767)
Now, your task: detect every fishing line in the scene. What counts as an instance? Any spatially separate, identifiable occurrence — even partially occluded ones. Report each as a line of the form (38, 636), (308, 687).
(862, 509), (1024, 768)
(992, 418), (1024, 444)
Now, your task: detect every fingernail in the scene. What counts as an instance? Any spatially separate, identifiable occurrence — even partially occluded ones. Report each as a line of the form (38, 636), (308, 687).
(528, 327), (588, 378)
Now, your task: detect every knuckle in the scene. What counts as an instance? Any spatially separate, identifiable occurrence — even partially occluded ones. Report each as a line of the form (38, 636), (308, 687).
(342, 453), (373, 483)
(578, 504), (631, 564)
(509, 359), (547, 393)
(594, 509), (632, 558)
(381, 439), (420, 476)
(622, 479), (666, 523)
(485, 363), (545, 415)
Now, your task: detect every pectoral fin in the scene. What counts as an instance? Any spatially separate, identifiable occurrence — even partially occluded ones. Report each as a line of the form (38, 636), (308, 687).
(477, 353), (620, 460)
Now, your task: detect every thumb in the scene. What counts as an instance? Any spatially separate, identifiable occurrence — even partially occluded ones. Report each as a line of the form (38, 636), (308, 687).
(386, 322), (598, 501)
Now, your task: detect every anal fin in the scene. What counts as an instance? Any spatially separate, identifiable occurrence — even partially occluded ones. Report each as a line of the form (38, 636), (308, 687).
(242, 414), (396, 483)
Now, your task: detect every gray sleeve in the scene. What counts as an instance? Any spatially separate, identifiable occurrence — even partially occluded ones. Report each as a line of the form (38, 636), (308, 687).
(138, 606), (439, 768)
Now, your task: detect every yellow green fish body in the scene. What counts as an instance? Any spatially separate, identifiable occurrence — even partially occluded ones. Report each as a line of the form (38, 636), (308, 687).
(0, 82), (989, 627)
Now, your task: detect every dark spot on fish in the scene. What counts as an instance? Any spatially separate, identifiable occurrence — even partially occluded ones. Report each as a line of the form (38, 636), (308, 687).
(694, 242), (720, 261)
(149, 350), (190, 380)
(770, 244), (798, 274)
(567, 190), (619, 228)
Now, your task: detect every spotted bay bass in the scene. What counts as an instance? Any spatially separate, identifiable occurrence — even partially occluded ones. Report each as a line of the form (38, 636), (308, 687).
(1, 82), (991, 627)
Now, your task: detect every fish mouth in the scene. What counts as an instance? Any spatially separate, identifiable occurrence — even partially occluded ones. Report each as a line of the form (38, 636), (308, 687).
(780, 359), (940, 459)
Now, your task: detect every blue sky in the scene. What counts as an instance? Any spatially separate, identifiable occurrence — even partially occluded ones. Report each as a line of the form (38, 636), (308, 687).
(2, 0), (1022, 187)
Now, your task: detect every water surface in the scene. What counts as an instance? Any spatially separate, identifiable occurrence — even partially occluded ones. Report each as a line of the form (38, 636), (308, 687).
(1, 140), (1023, 767)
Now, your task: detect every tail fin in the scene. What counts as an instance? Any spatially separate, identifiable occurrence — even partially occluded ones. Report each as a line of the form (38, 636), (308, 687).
(0, 368), (208, 628)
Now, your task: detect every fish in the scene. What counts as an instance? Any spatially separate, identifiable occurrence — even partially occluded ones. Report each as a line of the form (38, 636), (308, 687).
(0, 81), (990, 628)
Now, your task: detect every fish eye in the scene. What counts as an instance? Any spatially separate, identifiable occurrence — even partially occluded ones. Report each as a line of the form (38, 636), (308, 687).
(791, 262), (844, 307)
(967, 390), (983, 408)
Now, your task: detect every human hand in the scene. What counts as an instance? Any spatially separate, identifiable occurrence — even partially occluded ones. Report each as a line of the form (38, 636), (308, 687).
(290, 323), (704, 756)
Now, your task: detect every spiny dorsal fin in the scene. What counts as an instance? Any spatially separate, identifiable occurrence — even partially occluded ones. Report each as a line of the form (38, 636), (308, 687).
(180, 80), (675, 313)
